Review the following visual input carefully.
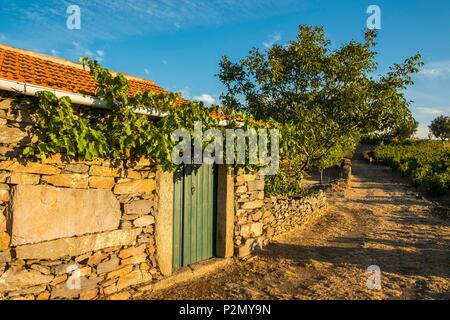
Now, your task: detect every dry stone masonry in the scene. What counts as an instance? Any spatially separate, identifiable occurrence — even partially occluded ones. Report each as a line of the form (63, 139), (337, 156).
(0, 92), (329, 299)
(0, 157), (160, 300)
(234, 169), (327, 257)
(0, 94), (161, 300)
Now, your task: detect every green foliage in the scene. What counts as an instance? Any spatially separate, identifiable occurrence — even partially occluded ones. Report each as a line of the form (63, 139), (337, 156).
(24, 57), (267, 172)
(218, 25), (422, 176)
(389, 117), (418, 141)
(316, 134), (359, 170)
(374, 140), (450, 196)
(23, 91), (108, 161)
(429, 115), (450, 141)
(264, 162), (304, 197)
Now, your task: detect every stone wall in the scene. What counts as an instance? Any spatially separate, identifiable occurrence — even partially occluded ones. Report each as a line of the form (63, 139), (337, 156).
(234, 170), (327, 257)
(0, 91), (329, 299)
(0, 92), (161, 300)
(0, 91), (111, 160)
(0, 158), (160, 300)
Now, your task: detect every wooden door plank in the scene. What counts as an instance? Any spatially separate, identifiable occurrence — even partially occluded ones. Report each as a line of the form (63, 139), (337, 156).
(207, 165), (214, 258)
(201, 164), (208, 260)
(183, 165), (192, 266)
(191, 165), (199, 265)
(196, 165), (203, 261)
(172, 167), (184, 269)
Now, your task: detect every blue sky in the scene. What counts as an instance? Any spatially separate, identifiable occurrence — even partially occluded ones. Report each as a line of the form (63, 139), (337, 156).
(1, 0), (449, 137)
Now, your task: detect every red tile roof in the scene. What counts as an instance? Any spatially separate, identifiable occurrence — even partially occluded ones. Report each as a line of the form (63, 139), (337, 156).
(0, 45), (234, 120)
(0, 44), (166, 97)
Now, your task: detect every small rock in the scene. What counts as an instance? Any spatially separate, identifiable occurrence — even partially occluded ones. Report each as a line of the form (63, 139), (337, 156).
(80, 288), (98, 300)
(30, 264), (51, 275)
(103, 284), (118, 295)
(36, 291), (51, 300)
(50, 274), (68, 286)
(97, 258), (120, 274)
(88, 252), (108, 266)
(108, 291), (131, 300)
(124, 200), (153, 215)
(119, 245), (146, 259)
(63, 164), (89, 174)
(133, 216), (155, 227)
(107, 265), (133, 280)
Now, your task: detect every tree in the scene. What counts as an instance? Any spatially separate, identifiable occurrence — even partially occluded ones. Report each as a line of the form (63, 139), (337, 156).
(218, 25), (422, 173)
(390, 116), (418, 141)
(429, 115), (450, 141)
(316, 134), (359, 185)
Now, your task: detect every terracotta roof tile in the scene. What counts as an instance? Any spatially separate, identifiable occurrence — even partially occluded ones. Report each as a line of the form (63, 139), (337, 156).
(0, 45), (234, 120)
(0, 44), (166, 97)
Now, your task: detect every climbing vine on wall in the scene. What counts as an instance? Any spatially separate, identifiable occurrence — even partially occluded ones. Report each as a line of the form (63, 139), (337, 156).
(23, 57), (268, 172)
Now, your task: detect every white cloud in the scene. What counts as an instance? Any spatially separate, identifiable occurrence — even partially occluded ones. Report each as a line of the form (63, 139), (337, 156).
(415, 125), (430, 139)
(3, 0), (300, 47)
(193, 94), (216, 106)
(419, 60), (450, 77)
(144, 68), (150, 75)
(69, 42), (105, 62)
(417, 107), (445, 115)
(50, 49), (59, 56)
(71, 42), (93, 58)
(263, 32), (282, 48)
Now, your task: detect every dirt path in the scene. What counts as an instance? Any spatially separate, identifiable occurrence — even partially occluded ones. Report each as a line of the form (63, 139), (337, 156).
(143, 160), (450, 300)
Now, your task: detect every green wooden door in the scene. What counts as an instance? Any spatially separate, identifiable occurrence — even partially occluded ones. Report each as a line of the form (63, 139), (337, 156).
(173, 164), (217, 269)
